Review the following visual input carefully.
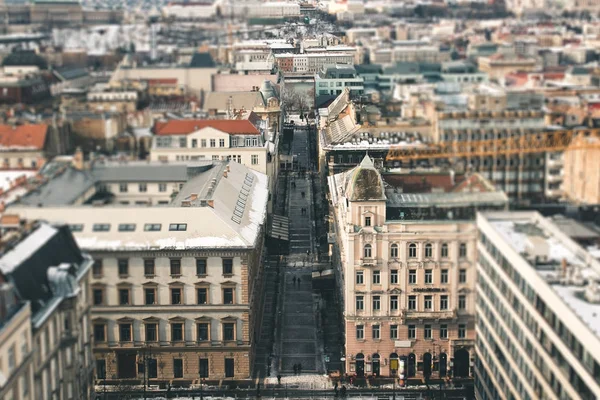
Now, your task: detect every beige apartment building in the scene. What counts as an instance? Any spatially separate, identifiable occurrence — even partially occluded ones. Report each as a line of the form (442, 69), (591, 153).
(562, 134), (600, 204)
(0, 222), (95, 400)
(150, 120), (270, 175)
(0, 289), (33, 400)
(9, 159), (269, 384)
(328, 156), (508, 379)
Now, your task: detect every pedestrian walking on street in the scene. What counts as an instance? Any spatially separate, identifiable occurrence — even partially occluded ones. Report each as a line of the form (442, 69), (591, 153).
(298, 363), (302, 374)
(292, 276), (296, 285)
(277, 374), (282, 385)
(293, 364), (298, 375)
(340, 385), (347, 398)
(301, 191), (305, 198)
(334, 382), (339, 397)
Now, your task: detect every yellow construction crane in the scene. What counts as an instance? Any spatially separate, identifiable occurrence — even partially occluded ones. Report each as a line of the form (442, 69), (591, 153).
(385, 128), (600, 162)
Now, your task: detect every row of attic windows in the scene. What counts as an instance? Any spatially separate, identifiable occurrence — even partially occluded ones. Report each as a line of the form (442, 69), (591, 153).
(69, 223), (187, 233)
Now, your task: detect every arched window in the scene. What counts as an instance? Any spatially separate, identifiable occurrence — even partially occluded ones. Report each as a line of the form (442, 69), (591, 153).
(424, 243), (433, 258)
(459, 243), (467, 258)
(390, 243), (398, 258)
(441, 243), (449, 258)
(408, 243), (417, 258)
(364, 244), (372, 258)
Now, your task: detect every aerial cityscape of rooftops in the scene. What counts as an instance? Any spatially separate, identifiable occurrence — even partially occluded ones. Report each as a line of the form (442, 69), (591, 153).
(2, 0), (600, 399)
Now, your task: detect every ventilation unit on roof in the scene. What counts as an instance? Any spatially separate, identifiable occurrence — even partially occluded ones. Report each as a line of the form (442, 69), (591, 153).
(584, 279), (600, 304)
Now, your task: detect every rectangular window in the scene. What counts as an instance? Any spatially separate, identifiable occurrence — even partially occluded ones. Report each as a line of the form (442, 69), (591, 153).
(139, 183), (147, 192)
(251, 154), (259, 165)
(408, 295), (416, 310)
(459, 243), (467, 258)
(365, 216), (371, 226)
(93, 259), (103, 277)
(119, 183), (128, 193)
(119, 289), (130, 305)
(171, 323), (183, 341)
(225, 358), (234, 378)
(144, 259), (155, 276)
(93, 324), (105, 342)
(145, 288), (156, 305)
(171, 288), (182, 305)
(356, 295), (364, 310)
(424, 295), (433, 310)
(356, 271), (364, 284)
(409, 269), (417, 284)
(170, 259), (182, 276)
(201, 139), (206, 148)
(425, 269), (433, 284)
(173, 359), (183, 378)
(97, 359), (106, 379)
(146, 324), (157, 342)
(408, 325), (416, 339)
(440, 295), (448, 310)
(390, 270), (398, 284)
(223, 323), (235, 341)
(197, 323), (209, 341)
(93, 224), (110, 232)
(119, 324), (132, 342)
(169, 223), (187, 231)
(118, 259), (129, 276)
(192, 139), (198, 148)
(196, 258), (207, 275)
(210, 139), (216, 147)
(179, 137), (187, 148)
(223, 288), (234, 304)
(390, 325), (398, 339)
(459, 269), (467, 283)
(69, 224), (83, 232)
(118, 223), (136, 232)
(372, 296), (380, 310)
(390, 295), (398, 310)
(458, 295), (466, 310)
(222, 258), (233, 275)
(148, 359), (158, 378)
(93, 288), (103, 305)
(372, 325), (380, 340)
(458, 324), (466, 338)
(441, 269), (448, 284)
(440, 324), (448, 339)
(424, 325), (432, 340)
(199, 358), (209, 378)
(144, 223), (162, 231)
(159, 183), (167, 192)
(372, 270), (381, 284)
(197, 288), (208, 304)
(356, 325), (364, 340)
(219, 139), (225, 147)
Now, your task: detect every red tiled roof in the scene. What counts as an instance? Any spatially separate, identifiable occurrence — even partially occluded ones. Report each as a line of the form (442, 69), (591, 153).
(0, 124), (48, 150)
(154, 119), (260, 136)
(147, 78), (178, 85)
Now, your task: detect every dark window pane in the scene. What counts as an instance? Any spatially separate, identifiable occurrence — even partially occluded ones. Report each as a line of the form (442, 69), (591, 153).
(223, 288), (233, 304)
(197, 323), (209, 341)
(144, 259), (155, 276)
(197, 288), (208, 304)
(94, 325), (105, 342)
(170, 259), (181, 276)
(196, 258), (207, 275)
(174, 359), (183, 378)
(171, 288), (181, 305)
(222, 259), (233, 275)
(223, 323), (235, 341)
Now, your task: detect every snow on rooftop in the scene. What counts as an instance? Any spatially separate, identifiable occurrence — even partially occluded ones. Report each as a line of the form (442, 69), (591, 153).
(0, 171), (35, 192)
(488, 215), (600, 337)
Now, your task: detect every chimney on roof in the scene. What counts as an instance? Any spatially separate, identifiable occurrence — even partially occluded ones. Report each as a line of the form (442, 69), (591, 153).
(72, 147), (84, 170)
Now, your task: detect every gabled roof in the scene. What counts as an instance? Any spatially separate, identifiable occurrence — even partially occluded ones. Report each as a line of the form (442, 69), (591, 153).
(154, 119), (260, 136)
(0, 124), (48, 151)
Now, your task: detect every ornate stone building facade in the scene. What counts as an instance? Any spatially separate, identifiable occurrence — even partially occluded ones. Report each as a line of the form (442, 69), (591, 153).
(329, 156), (508, 380)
